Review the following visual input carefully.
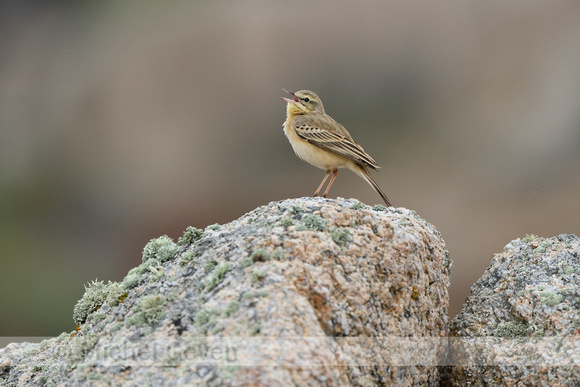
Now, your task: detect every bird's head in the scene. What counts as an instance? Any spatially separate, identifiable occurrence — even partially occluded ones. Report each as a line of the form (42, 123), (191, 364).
(281, 89), (325, 116)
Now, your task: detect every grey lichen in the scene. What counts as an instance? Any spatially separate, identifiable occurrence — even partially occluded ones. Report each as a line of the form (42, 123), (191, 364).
(522, 234), (539, 243)
(251, 270), (267, 284)
(250, 321), (262, 335)
(289, 205), (303, 215)
(535, 241), (552, 254)
(272, 247), (285, 261)
(373, 204), (388, 212)
(223, 301), (240, 317)
(73, 280), (124, 325)
(177, 226), (205, 246)
(105, 281), (127, 307)
(204, 260), (218, 274)
(351, 201), (365, 210)
(110, 322), (124, 333)
(205, 223), (222, 231)
(279, 217), (295, 227)
(148, 263), (164, 280)
(495, 322), (527, 338)
(142, 235), (179, 263)
(562, 265), (576, 275)
(540, 291), (563, 306)
(67, 333), (98, 364)
(180, 250), (196, 265)
(329, 227), (351, 247)
(250, 248), (270, 262)
(205, 263), (231, 291)
(122, 271), (141, 290)
(125, 294), (167, 327)
(300, 214), (327, 231)
(194, 308), (220, 327)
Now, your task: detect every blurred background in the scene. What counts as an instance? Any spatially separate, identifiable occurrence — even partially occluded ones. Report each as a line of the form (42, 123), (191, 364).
(1, 1), (579, 336)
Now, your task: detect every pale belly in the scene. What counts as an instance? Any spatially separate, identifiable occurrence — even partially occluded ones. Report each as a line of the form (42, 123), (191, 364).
(287, 132), (349, 171)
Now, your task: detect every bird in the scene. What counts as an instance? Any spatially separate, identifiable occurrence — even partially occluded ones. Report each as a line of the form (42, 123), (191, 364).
(281, 89), (392, 206)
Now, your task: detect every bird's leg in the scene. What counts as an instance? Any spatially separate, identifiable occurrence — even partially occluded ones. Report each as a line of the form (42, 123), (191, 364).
(313, 170), (331, 197)
(322, 169), (338, 198)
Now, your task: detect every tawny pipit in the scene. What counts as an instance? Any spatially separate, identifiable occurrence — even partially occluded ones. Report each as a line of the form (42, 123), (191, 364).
(281, 89), (392, 206)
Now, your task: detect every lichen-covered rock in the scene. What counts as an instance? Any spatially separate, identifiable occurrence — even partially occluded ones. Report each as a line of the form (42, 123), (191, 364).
(0, 197), (451, 386)
(446, 234), (580, 385)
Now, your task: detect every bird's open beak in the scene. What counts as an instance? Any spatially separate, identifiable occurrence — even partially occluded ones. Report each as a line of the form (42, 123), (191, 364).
(281, 88), (300, 103)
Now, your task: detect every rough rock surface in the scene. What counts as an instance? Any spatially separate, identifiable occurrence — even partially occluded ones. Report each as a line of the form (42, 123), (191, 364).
(446, 234), (580, 385)
(0, 197), (450, 386)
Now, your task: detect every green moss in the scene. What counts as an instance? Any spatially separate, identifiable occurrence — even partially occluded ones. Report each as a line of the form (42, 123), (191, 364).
(178, 226), (205, 246)
(142, 235), (179, 263)
(224, 301), (240, 317)
(351, 201), (365, 210)
(495, 322), (527, 338)
(272, 247), (285, 261)
(301, 214), (327, 231)
(125, 294), (167, 327)
(329, 227), (350, 247)
(279, 217), (295, 227)
(251, 270), (267, 284)
(205, 263), (231, 291)
(250, 248), (270, 262)
(372, 204), (387, 212)
(205, 223), (222, 231)
(540, 291), (563, 306)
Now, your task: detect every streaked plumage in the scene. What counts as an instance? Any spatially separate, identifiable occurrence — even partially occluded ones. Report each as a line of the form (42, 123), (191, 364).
(281, 89), (392, 206)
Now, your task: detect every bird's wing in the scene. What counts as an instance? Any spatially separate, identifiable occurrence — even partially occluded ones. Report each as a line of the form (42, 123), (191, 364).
(294, 121), (380, 169)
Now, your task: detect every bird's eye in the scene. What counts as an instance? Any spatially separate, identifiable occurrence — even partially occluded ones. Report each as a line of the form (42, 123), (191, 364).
(303, 97), (310, 102)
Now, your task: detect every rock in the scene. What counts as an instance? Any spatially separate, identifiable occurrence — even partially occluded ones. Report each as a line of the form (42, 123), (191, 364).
(445, 234), (580, 385)
(0, 197), (451, 386)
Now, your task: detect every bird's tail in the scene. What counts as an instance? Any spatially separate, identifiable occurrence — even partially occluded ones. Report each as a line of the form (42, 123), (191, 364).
(352, 165), (392, 207)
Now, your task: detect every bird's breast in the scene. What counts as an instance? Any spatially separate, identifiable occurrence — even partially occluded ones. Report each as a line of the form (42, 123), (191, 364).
(283, 121), (348, 170)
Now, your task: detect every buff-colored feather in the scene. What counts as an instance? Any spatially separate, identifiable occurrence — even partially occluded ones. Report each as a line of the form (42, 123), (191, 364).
(281, 89), (392, 206)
